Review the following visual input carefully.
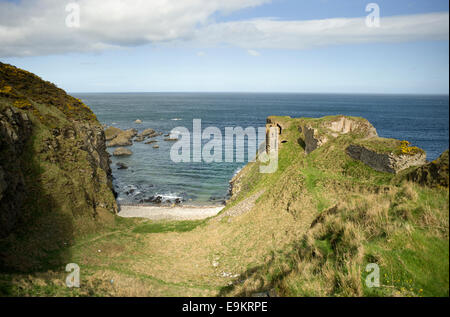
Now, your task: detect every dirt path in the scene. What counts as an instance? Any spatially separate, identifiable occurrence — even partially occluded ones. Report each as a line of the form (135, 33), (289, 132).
(118, 204), (224, 220)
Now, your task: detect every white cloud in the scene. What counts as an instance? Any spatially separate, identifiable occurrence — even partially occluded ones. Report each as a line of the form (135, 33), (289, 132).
(0, 0), (270, 57)
(0, 0), (448, 57)
(197, 51), (206, 57)
(194, 12), (449, 50)
(247, 49), (261, 56)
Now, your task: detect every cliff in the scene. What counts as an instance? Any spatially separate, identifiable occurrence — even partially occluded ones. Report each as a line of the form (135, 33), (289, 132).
(224, 115), (448, 297)
(0, 63), (117, 271)
(0, 66), (447, 296)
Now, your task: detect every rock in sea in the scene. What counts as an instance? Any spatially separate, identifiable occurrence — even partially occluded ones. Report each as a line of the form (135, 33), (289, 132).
(141, 128), (156, 137)
(134, 135), (145, 142)
(107, 128), (137, 147)
(104, 126), (123, 141)
(113, 147), (133, 156)
(116, 162), (128, 169)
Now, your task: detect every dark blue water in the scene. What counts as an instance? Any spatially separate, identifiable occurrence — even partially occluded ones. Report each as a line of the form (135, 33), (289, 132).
(74, 93), (449, 205)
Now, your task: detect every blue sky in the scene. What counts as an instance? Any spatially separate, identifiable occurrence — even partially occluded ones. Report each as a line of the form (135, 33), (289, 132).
(0, 0), (448, 94)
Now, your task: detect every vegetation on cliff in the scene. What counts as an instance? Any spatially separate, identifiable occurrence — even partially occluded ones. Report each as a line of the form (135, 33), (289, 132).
(0, 63), (117, 274)
(0, 64), (447, 297)
(222, 116), (448, 296)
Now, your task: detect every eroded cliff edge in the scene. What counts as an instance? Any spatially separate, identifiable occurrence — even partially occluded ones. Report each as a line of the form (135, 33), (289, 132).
(0, 63), (117, 270)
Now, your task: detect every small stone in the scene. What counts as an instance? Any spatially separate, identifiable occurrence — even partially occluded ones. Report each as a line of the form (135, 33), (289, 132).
(135, 119), (142, 124)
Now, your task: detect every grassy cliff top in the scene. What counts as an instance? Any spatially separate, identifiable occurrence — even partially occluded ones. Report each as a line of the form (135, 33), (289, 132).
(352, 138), (425, 156)
(0, 62), (97, 124)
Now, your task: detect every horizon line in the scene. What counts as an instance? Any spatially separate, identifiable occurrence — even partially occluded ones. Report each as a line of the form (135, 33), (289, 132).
(69, 91), (450, 96)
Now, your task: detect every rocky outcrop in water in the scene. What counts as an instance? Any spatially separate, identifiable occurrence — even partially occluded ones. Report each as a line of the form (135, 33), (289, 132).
(116, 162), (128, 170)
(106, 128), (137, 147)
(113, 147), (133, 156)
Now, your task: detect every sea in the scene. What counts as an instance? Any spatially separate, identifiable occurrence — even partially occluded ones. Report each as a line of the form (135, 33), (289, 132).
(73, 93), (449, 206)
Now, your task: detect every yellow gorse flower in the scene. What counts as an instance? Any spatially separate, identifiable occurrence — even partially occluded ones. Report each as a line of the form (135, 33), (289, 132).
(399, 140), (421, 155)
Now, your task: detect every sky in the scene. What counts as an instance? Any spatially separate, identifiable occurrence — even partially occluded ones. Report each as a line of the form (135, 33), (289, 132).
(0, 0), (448, 94)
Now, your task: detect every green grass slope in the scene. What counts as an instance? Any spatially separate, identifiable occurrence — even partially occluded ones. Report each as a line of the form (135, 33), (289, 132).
(0, 108), (447, 296)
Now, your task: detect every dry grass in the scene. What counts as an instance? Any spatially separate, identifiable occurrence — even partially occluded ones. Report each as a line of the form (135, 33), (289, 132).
(1, 116), (448, 297)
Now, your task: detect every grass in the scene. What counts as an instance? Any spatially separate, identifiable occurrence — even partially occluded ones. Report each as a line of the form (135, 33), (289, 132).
(364, 230), (449, 297)
(1, 114), (448, 297)
(352, 137), (425, 156)
(132, 220), (205, 234)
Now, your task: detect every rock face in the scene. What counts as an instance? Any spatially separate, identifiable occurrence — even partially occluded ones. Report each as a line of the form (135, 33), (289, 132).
(346, 144), (426, 174)
(303, 126), (329, 154)
(0, 107), (33, 236)
(0, 62), (117, 244)
(324, 116), (378, 138)
(406, 150), (449, 187)
(265, 116), (291, 153)
(113, 147), (133, 156)
(300, 116), (378, 154)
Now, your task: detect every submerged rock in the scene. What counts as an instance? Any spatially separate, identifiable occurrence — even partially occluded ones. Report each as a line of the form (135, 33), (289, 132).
(134, 135), (145, 142)
(116, 162), (128, 170)
(148, 196), (163, 204)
